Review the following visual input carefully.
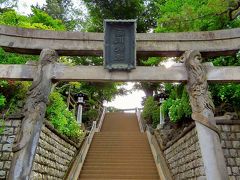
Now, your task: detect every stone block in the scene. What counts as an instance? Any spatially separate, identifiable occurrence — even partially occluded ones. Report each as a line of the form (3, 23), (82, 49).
(195, 166), (205, 176)
(1, 136), (7, 142)
(229, 176), (236, 180)
(2, 144), (12, 152)
(4, 120), (12, 126)
(221, 141), (226, 148)
(236, 158), (240, 166)
(0, 170), (6, 178)
(236, 133), (240, 139)
(231, 125), (240, 132)
(222, 125), (231, 132)
(3, 161), (11, 169)
(233, 141), (240, 148)
(228, 158), (236, 166)
(220, 132), (228, 140)
(12, 120), (21, 127)
(3, 127), (14, 135)
(1, 152), (10, 160)
(7, 135), (15, 144)
(228, 133), (236, 140)
(0, 162), (3, 169)
(232, 167), (239, 175)
(230, 149), (238, 157)
(223, 149), (230, 157)
(228, 167), (232, 175)
(226, 141), (233, 148)
(14, 127), (19, 134)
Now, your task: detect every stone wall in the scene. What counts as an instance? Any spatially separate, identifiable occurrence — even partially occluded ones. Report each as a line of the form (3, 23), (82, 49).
(163, 127), (206, 180)
(0, 117), (21, 179)
(0, 118), (79, 179)
(30, 124), (78, 179)
(218, 121), (240, 180)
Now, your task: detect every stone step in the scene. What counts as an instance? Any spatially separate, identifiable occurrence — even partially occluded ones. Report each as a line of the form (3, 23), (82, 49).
(78, 112), (159, 179)
(79, 174), (159, 179)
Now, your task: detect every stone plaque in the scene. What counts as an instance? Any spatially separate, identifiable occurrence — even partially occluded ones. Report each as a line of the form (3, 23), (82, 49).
(104, 20), (136, 71)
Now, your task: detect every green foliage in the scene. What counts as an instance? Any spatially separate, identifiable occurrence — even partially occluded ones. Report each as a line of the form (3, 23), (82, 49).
(142, 96), (159, 127)
(141, 57), (162, 66)
(83, 0), (159, 32)
(46, 92), (83, 139)
(0, 119), (4, 135)
(2, 81), (31, 116)
(0, 48), (37, 64)
(0, 9), (66, 30)
(0, 9), (65, 65)
(37, 0), (83, 30)
(155, 0), (234, 32)
(161, 86), (192, 123)
(30, 8), (66, 30)
(83, 109), (98, 122)
(154, 0), (240, 118)
(0, 94), (5, 109)
(208, 51), (240, 114)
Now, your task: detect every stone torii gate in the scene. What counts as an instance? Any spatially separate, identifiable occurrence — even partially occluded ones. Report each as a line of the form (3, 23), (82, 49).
(1, 25), (240, 180)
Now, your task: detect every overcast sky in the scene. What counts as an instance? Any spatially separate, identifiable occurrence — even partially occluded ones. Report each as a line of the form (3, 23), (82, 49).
(16, 0), (46, 15)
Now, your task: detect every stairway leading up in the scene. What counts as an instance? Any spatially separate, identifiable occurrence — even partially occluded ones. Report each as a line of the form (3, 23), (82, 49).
(79, 112), (160, 179)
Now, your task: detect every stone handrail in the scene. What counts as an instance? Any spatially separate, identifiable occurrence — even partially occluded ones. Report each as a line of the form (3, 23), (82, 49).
(146, 125), (173, 180)
(0, 25), (240, 57)
(65, 121), (97, 180)
(136, 108), (144, 133)
(96, 106), (106, 132)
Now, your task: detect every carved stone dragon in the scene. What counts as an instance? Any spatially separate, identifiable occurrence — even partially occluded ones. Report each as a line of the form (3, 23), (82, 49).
(9, 49), (58, 180)
(183, 50), (220, 135)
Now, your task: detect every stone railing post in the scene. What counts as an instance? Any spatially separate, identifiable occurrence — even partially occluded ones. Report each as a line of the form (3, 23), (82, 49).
(183, 50), (228, 180)
(8, 49), (58, 180)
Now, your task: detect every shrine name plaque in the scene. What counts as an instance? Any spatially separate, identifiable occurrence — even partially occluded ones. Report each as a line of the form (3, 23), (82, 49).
(104, 20), (136, 71)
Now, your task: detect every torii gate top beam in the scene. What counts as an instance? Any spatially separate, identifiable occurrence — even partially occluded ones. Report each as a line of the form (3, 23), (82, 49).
(0, 64), (240, 83)
(0, 25), (240, 57)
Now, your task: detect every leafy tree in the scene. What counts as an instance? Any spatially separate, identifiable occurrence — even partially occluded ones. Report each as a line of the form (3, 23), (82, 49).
(36, 0), (84, 30)
(0, 8), (65, 30)
(46, 92), (83, 139)
(209, 51), (240, 115)
(0, 9), (66, 117)
(142, 96), (159, 126)
(155, 0), (240, 32)
(161, 86), (192, 123)
(83, 0), (159, 32)
(152, 0), (240, 122)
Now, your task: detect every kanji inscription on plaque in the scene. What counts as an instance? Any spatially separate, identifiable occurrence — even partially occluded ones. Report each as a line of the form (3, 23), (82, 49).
(104, 20), (136, 71)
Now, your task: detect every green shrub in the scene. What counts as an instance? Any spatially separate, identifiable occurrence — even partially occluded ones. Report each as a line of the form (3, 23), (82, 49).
(142, 96), (160, 127)
(161, 88), (192, 123)
(46, 92), (83, 139)
(0, 119), (4, 135)
(4, 81), (31, 116)
(84, 109), (98, 122)
(0, 94), (6, 109)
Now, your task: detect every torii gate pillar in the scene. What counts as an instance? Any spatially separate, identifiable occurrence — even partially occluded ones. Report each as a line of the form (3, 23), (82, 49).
(184, 50), (228, 180)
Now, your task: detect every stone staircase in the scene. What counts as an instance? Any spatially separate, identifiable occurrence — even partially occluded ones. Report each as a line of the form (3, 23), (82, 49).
(79, 112), (160, 180)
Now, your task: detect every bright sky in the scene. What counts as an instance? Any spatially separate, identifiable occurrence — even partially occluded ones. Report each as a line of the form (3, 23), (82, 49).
(16, 0), (176, 109)
(16, 0), (46, 15)
(104, 83), (145, 109)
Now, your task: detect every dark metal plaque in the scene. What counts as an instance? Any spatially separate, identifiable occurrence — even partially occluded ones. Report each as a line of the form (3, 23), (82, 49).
(104, 20), (136, 71)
